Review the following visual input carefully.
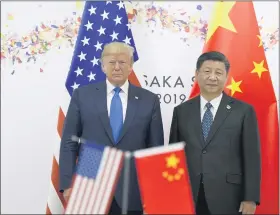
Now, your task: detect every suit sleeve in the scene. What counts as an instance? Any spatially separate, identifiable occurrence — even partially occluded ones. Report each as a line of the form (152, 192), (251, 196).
(147, 95), (164, 147)
(242, 105), (261, 204)
(59, 89), (82, 191)
(169, 106), (180, 144)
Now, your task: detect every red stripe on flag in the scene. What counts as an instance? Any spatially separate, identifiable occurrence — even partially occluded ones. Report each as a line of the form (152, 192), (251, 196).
(84, 148), (111, 214)
(97, 150), (125, 214)
(46, 204), (51, 214)
(104, 152), (125, 214)
(90, 149), (113, 213)
(57, 107), (65, 138)
(67, 175), (83, 214)
(78, 179), (95, 213)
(46, 107), (66, 214)
(95, 149), (117, 213)
(76, 179), (89, 213)
(129, 70), (141, 87)
(51, 156), (67, 207)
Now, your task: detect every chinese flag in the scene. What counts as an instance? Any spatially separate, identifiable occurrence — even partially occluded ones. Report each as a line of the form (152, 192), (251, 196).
(134, 142), (195, 214)
(190, 1), (279, 214)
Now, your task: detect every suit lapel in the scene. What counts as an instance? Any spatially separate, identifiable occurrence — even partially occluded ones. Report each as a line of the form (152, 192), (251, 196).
(117, 84), (139, 144)
(190, 96), (204, 149)
(93, 82), (115, 144)
(204, 93), (233, 148)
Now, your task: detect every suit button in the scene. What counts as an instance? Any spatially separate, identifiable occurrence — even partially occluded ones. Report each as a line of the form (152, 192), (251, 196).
(202, 150), (207, 154)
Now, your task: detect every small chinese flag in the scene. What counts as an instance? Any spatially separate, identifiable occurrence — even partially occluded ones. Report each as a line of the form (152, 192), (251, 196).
(134, 142), (195, 214)
(190, 1), (279, 214)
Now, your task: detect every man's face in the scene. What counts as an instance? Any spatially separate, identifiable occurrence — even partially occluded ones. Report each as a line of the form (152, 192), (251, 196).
(102, 53), (132, 86)
(195, 60), (228, 96)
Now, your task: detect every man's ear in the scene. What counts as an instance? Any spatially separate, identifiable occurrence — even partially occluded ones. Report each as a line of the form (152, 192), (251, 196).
(194, 69), (199, 80)
(225, 70), (229, 77)
(101, 61), (106, 74)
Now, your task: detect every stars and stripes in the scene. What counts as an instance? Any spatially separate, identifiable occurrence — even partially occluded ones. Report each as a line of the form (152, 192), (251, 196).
(65, 0), (139, 96)
(64, 143), (124, 214)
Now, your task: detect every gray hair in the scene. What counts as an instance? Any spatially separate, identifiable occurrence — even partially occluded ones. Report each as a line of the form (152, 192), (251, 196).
(101, 42), (135, 65)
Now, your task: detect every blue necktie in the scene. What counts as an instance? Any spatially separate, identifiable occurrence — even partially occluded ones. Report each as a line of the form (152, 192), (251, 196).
(202, 102), (213, 141)
(110, 87), (123, 144)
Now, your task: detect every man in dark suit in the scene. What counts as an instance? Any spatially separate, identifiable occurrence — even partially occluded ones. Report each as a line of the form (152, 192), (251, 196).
(59, 42), (164, 214)
(169, 51), (261, 214)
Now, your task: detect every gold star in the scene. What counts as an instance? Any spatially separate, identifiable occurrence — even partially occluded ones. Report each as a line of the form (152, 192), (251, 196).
(167, 175), (174, 182)
(178, 168), (184, 175)
(174, 174), (181, 180)
(226, 77), (242, 96)
(257, 35), (263, 47)
(205, 1), (237, 43)
(162, 171), (168, 178)
(165, 154), (180, 169)
(251, 60), (268, 78)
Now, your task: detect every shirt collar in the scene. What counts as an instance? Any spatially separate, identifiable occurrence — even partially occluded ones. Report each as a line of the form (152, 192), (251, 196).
(200, 93), (223, 110)
(106, 79), (129, 95)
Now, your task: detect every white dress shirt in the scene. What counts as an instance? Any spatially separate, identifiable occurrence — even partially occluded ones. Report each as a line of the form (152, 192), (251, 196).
(106, 79), (128, 122)
(200, 93), (223, 121)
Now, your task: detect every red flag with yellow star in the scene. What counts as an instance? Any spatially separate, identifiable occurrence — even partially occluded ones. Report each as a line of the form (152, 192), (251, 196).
(190, 1), (279, 214)
(134, 142), (195, 214)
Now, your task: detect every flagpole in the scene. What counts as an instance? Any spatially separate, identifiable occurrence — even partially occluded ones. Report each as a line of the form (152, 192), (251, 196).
(122, 151), (132, 214)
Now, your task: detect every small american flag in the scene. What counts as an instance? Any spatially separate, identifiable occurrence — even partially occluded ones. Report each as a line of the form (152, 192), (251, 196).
(65, 0), (139, 95)
(64, 142), (124, 214)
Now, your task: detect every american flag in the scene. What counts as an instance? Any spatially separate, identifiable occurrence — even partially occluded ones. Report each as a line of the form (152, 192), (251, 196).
(66, 0), (139, 95)
(46, 1), (140, 214)
(64, 142), (124, 214)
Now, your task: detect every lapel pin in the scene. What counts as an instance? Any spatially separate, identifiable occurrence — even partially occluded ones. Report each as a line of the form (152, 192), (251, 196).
(226, 105), (231, 110)
(135, 96), (138, 100)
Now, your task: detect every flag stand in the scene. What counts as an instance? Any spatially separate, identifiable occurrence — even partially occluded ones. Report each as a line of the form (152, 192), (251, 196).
(121, 152), (132, 214)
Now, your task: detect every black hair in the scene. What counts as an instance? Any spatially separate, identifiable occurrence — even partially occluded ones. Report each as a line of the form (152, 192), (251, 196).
(196, 51), (230, 73)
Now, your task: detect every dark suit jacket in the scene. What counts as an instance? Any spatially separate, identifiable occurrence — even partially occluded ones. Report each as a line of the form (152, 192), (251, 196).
(59, 81), (164, 211)
(169, 92), (261, 214)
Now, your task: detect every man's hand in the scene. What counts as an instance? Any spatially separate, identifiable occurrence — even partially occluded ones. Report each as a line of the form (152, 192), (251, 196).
(63, 188), (72, 203)
(239, 201), (256, 214)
